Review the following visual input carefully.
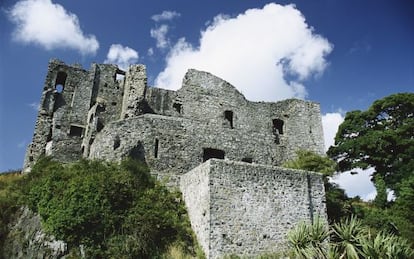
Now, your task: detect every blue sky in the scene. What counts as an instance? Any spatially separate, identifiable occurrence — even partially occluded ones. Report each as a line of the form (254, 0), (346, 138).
(0, 0), (413, 199)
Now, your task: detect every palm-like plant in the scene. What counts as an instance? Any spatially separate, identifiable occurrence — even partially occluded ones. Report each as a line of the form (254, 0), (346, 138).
(360, 231), (414, 259)
(331, 216), (366, 259)
(287, 216), (413, 259)
(287, 216), (329, 258)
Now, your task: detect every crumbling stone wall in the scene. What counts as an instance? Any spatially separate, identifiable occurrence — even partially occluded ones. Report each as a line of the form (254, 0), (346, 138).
(180, 159), (326, 258)
(24, 60), (328, 257)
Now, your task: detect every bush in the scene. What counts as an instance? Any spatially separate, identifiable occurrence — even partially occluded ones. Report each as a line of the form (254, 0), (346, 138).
(20, 157), (196, 258)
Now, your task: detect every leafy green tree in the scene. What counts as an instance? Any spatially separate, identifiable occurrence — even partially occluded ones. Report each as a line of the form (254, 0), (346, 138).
(373, 175), (387, 209)
(327, 93), (414, 196)
(283, 150), (336, 176)
(327, 93), (414, 244)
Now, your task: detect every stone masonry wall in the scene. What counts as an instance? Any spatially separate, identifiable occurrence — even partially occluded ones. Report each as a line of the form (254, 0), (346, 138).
(180, 159), (327, 259)
(24, 60), (328, 258)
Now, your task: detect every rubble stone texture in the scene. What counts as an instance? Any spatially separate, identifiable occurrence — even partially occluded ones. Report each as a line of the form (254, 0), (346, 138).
(24, 59), (327, 258)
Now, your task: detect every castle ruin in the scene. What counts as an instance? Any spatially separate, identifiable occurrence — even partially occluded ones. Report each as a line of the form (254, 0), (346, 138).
(24, 59), (327, 258)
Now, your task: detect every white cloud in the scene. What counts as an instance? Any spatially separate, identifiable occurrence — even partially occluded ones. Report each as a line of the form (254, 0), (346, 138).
(105, 44), (139, 70)
(321, 112), (344, 151)
(155, 3), (332, 101)
(150, 25), (170, 49)
(151, 10), (181, 22)
(8, 0), (99, 55)
(331, 168), (376, 201)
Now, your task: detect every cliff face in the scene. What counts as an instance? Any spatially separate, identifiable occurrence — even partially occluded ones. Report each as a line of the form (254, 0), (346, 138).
(3, 207), (67, 259)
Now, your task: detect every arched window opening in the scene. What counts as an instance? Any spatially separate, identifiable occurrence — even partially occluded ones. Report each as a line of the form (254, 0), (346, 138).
(55, 71), (67, 93)
(224, 110), (234, 129)
(203, 148), (225, 162)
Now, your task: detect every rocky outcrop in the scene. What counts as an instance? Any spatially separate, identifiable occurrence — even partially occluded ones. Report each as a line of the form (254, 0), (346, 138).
(3, 207), (67, 259)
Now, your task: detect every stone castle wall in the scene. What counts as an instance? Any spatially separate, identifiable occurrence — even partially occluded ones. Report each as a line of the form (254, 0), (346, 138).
(180, 159), (326, 258)
(24, 59), (328, 258)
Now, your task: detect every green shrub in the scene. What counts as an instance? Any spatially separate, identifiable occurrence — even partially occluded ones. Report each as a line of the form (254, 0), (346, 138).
(20, 157), (196, 258)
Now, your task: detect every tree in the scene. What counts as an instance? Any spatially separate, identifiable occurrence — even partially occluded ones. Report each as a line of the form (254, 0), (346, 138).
(327, 93), (414, 197)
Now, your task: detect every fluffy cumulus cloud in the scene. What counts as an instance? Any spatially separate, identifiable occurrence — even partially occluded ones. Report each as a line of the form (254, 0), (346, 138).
(151, 10), (181, 22)
(331, 168), (376, 201)
(155, 3), (332, 101)
(8, 0), (99, 55)
(150, 25), (170, 49)
(105, 44), (139, 70)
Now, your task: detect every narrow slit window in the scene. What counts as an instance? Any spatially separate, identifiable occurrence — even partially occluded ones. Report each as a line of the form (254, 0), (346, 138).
(154, 138), (159, 158)
(113, 136), (120, 150)
(224, 110), (234, 129)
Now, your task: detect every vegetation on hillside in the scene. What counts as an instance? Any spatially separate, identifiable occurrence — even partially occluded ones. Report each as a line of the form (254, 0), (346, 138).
(0, 158), (201, 258)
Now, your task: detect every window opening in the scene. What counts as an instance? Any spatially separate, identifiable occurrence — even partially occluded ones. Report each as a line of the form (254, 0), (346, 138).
(97, 119), (104, 132)
(128, 143), (145, 161)
(241, 157), (253, 163)
(69, 125), (84, 137)
(224, 110), (234, 129)
(55, 71), (67, 93)
(46, 127), (52, 142)
(113, 136), (120, 150)
(272, 119), (284, 134)
(203, 148), (225, 162)
(115, 69), (126, 81)
(154, 138), (159, 158)
(173, 102), (182, 114)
